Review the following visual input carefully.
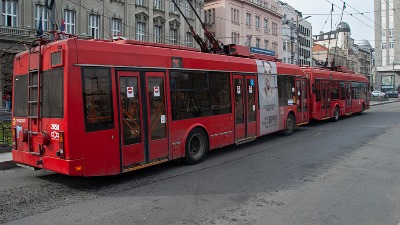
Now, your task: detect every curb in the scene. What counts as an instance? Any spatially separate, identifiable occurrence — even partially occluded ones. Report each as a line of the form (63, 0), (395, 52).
(370, 99), (399, 106)
(0, 160), (18, 171)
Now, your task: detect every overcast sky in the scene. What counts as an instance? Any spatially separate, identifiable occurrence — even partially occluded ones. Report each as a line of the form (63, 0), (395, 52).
(281, 0), (375, 47)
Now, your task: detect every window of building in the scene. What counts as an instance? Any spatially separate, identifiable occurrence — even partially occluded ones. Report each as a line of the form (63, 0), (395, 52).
(255, 16), (260, 30)
(231, 8), (239, 23)
(232, 32), (239, 44)
(64, 10), (76, 34)
(170, 1), (177, 14)
(264, 39), (269, 49)
(382, 42), (387, 49)
(389, 28), (394, 38)
(136, 0), (145, 6)
(170, 28), (178, 45)
(89, 14), (99, 38)
(136, 22), (145, 41)
(283, 42), (286, 51)
(256, 38), (260, 48)
(186, 32), (193, 47)
(82, 67), (114, 132)
(246, 13), (251, 26)
(111, 18), (122, 35)
(390, 41), (394, 49)
(154, 0), (161, 10)
(2, 0), (17, 27)
(185, 0), (193, 18)
(154, 25), (162, 43)
(264, 18), (268, 33)
(35, 4), (48, 31)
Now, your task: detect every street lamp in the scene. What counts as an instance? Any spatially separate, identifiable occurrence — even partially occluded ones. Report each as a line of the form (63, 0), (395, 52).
(296, 15), (311, 65)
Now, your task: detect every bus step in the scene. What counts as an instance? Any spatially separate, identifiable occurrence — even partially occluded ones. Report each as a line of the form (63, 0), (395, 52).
(29, 85), (39, 88)
(28, 100), (38, 104)
(29, 69), (39, 73)
(28, 116), (39, 119)
(28, 131), (39, 135)
(235, 137), (256, 145)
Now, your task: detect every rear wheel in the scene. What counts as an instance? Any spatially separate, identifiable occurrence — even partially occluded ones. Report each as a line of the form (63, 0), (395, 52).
(282, 113), (295, 136)
(332, 106), (340, 122)
(183, 128), (208, 165)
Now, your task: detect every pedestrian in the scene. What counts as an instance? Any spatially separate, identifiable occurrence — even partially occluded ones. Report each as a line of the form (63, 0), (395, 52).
(5, 94), (11, 111)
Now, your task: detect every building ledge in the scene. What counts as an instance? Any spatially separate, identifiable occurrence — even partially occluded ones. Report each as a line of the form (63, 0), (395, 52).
(0, 25), (36, 42)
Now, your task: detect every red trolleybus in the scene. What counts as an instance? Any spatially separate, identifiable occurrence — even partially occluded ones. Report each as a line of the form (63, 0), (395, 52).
(302, 66), (370, 121)
(11, 39), (311, 176)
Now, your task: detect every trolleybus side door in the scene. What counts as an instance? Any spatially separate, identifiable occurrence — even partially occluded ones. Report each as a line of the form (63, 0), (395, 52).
(117, 71), (145, 168)
(145, 72), (168, 162)
(345, 82), (352, 114)
(321, 80), (330, 118)
(233, 75), (257, 142)
(117, 71), (169, 169)
(296, 77), (309, 124)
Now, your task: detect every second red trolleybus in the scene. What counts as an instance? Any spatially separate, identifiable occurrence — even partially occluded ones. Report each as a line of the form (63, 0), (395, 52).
(11, 38), (369, 176)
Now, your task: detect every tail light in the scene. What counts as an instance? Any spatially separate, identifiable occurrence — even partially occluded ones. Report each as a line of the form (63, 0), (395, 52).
(56, 131), (65, 159)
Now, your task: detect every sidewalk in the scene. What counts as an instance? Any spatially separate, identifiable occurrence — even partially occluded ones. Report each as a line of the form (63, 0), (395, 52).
(0, 98), (398, 171)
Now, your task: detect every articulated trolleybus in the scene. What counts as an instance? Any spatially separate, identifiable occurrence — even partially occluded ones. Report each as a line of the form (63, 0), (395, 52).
(11, 38), (369, 176)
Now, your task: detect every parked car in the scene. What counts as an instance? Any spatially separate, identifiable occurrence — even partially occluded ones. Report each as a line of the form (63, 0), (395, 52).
(385, 90), (399, 98)
(371, 90), (386, 97)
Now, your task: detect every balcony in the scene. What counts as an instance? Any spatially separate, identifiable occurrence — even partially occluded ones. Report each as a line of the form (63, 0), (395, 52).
(0, 25), (36, 42)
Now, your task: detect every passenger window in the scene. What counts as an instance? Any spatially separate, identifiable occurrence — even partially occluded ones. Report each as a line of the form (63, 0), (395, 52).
(82, 67), (114, 132)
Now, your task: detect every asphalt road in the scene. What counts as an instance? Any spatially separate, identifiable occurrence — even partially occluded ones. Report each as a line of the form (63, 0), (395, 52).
(1, 102), (400, 225)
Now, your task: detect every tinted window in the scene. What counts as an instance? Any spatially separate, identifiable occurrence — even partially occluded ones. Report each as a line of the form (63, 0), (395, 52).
(209, 72), (231, 115)
(42, 68), (64, 118)
(13, 75), (28, 117)
(170, 70), (232, 120)
(277, 75), (294, 106)
(82, 67), (114, 132)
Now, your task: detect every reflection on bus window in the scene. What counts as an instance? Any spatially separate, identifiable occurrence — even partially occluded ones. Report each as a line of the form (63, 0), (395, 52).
(82, 67), (114, 132)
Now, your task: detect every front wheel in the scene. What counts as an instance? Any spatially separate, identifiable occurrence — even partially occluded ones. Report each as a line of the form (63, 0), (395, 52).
(183, 128), (209, 165)
(281, 113), (295, 136)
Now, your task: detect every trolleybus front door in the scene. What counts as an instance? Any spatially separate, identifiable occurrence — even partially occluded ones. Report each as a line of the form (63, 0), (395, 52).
(296, 78), (309, 124)
(321, 81), (330, 118)
(233, 75), (257, 142)
(345, 82), (352, 114)
(117, 71), (168, 169)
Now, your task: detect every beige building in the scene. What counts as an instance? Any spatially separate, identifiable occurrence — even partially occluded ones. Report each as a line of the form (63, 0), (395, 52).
(204, 0), (282, 57)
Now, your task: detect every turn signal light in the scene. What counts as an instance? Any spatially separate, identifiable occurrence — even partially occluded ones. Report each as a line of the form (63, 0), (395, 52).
(75, 166), (83, 171)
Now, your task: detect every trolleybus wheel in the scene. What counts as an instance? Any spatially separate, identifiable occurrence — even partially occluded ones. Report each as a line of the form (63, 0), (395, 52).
(332, 106), (340, 122)
(282, 113), (295, 136)
(184, 128), (208, 164)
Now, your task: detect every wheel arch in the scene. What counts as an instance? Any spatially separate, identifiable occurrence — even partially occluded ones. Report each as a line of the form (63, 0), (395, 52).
(181, 123), (210, 154)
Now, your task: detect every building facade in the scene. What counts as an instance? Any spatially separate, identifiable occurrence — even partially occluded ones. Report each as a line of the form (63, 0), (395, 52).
(374, 0), (400, 91)
(313, 22), (372, 85)
(276, 1), (312, 66)
(204, 0), (282, 58)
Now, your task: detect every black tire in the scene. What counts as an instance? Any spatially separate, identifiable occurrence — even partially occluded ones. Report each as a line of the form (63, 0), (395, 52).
(183, 128), (208, 165)
(357, 103), (365, 115)
(331, 106), (340, 122)
(282, 113), (295, 136)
